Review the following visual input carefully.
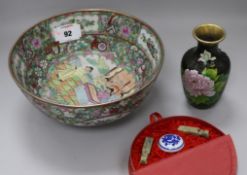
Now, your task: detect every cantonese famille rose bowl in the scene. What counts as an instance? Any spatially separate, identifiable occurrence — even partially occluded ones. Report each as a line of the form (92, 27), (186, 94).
(9, 9), (164, 126)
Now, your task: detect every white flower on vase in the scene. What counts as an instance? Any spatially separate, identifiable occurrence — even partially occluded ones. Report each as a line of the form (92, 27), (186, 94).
(198, 50), (216, 65)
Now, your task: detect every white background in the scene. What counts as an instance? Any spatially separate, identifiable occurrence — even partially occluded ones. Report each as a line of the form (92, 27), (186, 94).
(0, 0), (246, 174)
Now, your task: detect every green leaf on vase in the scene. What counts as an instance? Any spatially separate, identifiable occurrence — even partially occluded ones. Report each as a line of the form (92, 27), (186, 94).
(196, 96), (209, 104)
(202, 68), (218, 81)
(214, 74), (228, 93)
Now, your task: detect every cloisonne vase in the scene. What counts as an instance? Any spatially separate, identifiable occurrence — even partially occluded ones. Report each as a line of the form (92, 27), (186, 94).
(181, 24), (230, 109)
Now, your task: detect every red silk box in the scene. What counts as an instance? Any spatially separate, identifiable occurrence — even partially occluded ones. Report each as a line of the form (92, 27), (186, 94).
(129, 113), (237, 175)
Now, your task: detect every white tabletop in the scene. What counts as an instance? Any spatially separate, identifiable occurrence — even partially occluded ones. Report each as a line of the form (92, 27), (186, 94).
(0, 0), (246, 174)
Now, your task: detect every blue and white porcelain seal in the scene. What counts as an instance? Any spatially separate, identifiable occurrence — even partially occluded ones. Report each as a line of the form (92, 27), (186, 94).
(159, 134), (184, 153)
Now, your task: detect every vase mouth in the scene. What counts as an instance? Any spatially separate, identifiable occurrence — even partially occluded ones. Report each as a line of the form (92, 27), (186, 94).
(193, 23), (225, 45)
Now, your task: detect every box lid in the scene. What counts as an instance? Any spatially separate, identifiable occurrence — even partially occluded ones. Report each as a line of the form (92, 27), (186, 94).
(129, 113), (237, 175)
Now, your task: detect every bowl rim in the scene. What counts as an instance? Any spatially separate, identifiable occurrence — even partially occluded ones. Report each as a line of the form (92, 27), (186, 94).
(9, 8), (165, 108)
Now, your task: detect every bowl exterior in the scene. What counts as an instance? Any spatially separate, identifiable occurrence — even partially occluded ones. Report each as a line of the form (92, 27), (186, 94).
(21, 84), (152, 126)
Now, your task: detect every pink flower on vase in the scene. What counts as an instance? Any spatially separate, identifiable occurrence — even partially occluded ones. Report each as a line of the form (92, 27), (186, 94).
(183, 69), (215, 97)
(120, 26), (131, 37)
(31, 38), (42, 49)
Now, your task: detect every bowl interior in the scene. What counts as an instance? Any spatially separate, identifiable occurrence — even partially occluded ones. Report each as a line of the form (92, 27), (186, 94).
(10, 10), (163, 106)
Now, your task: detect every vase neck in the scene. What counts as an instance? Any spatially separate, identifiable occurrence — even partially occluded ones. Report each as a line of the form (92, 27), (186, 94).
(197, 42), (219, 53)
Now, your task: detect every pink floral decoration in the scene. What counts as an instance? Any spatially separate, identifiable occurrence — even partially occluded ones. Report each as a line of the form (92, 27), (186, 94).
(84, 50), (93, 56)
(138, 65), (145, 74)
(120, 26), (131, 37)
(137, 58), (144, 65)
(102, 52), (114, 61)
(183, 69), (215, 97)
(98, 42), (107, 51)
(98, 91), (110, 100)
(31, 38), (42, 49)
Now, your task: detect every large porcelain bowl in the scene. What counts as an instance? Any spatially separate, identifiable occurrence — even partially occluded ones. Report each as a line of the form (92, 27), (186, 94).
(9, 9), (164, 126)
